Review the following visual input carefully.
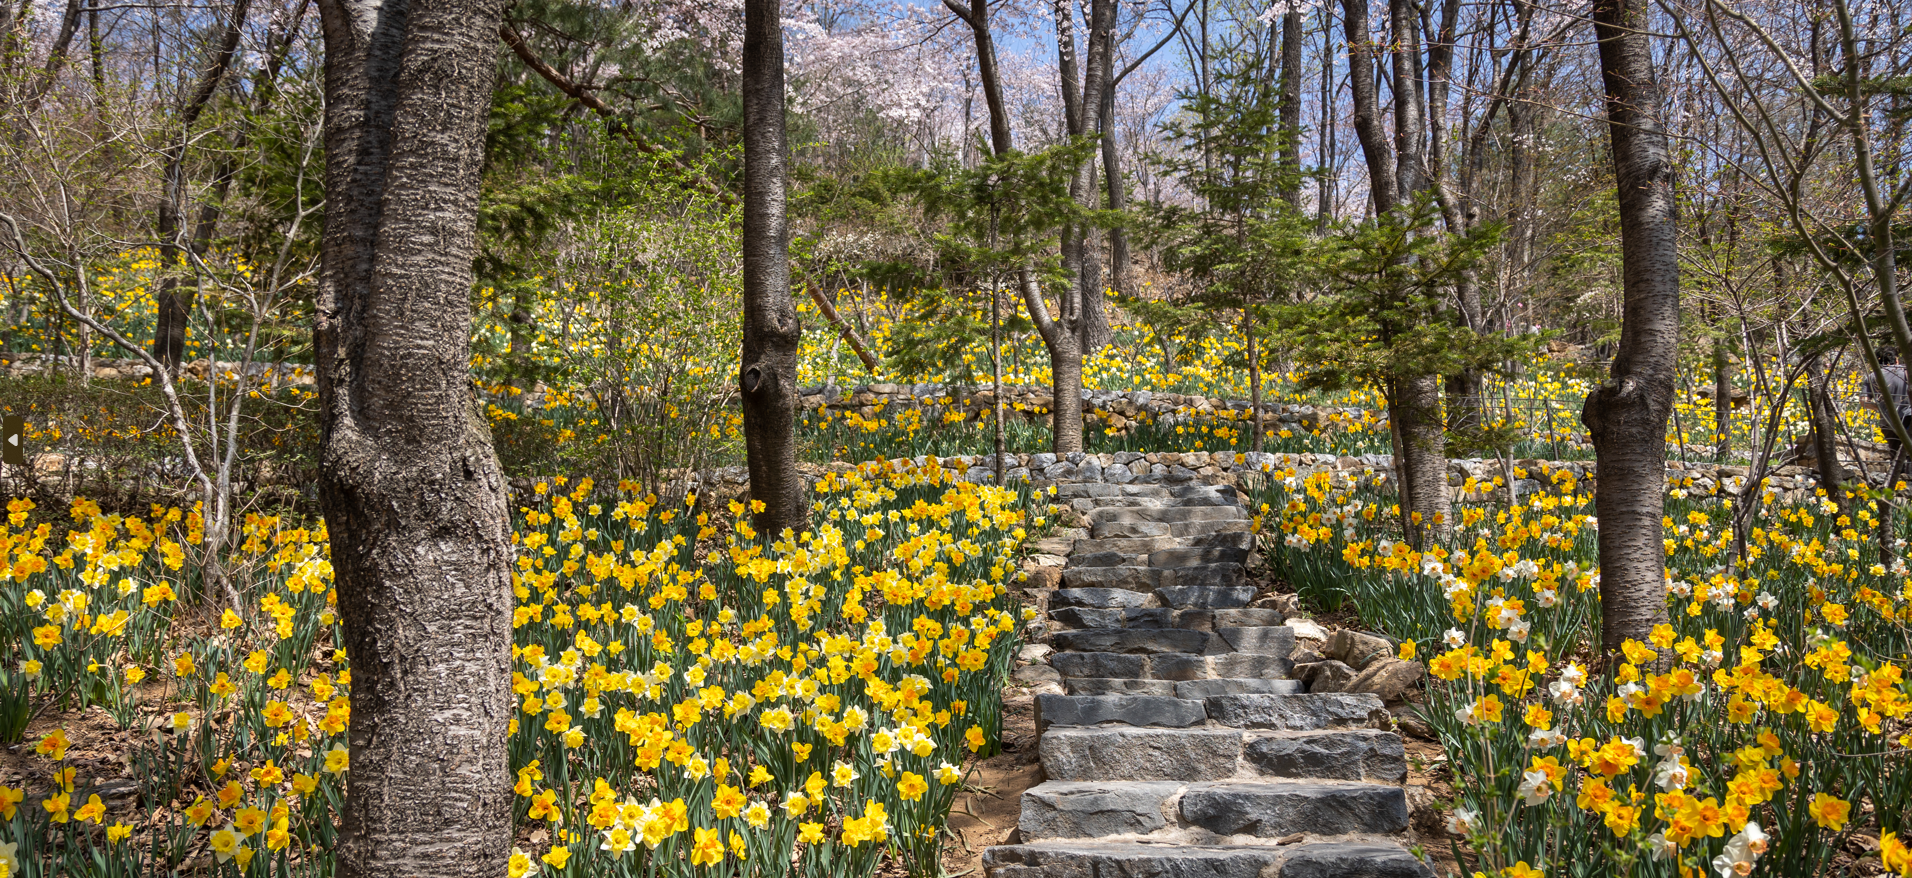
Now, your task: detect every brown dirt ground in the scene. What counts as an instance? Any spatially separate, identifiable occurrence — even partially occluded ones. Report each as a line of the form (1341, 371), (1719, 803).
(940, 688), (1041, 877)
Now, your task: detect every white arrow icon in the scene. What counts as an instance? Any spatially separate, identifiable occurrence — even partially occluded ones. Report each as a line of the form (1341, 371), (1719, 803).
(5, 435), (14, 446)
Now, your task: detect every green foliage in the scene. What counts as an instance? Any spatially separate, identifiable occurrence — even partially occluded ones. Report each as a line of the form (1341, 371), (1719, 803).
(875, 139), (1110, 384)
(1275, 197), (1544, 400)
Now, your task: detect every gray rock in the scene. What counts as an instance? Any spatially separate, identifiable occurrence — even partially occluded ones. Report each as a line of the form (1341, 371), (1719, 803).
(1035, 694), (1207, 731)
(1323, 630), (1397, 671)
(1032, 452), (1058, 469)
(1054, 628), (1212, 655)
(1039, 728), (1243, 781)
(1286, 618), (1330, 642)
(1019, 781), (1178, 839)
(1019, 644), (1054, 663)
(1343, 658), (1425, 702)
(1045, 462), (1076, 480)
(1169, 563), (1248, 590)
(1104, 463), (1136, 484)
(1179, 781), (1410, 837)
(1013, 664), (1064, 685)
(1051, 652), (1146, 679)
(1297, 660), (1359, 692)
(1076, 458), (1104, 482)
(1275, 843), (1437, 878)
(1242, 730), (1407, 782)
(1204, 694), (1390, 731)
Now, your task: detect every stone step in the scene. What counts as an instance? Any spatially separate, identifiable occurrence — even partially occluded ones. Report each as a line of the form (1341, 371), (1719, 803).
(1019, 780), (1409, 841)
(1065, 678), (1179, 696)
(1059, 566), (1167, 591)
(1181, 781), (1410, 838)
(1092, 505), (1248, 524)
(1092, 520), (1173, 539)
(985, 841), (1435, 878)
(1169, 518), (1253, 538)
(1204, 693), (1391, 730)
(1039, 726), (1405, 782)
(1173, 678), (1305, 699)
(1047, 592), (1147, 612)
(1215, 626), (1296, 655)
(1049, 607), (1216, 631)
(1035, 694), (1206, 732)
(1072, 536), (1179, 557)
(1150, 545), (1251, 569)
(1157, 584), (1256, 609)
(1050, 651), (1294, 681)
(1052, 628), (1212, 655)
(1061, 677), (1305, 698)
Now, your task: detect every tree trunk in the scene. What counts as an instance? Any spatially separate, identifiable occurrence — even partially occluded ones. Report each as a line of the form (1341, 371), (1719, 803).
(1809, 375), (1844, 513)
(1585, 0), (1678, 659)
(1100, 85), (1130, 296)
(740, 0), (805, 536)
(1391, 373), (1449, 547)
(153, 0), (254, 368)
(1278, 10), (1302, 208)
(1713, 331), (1732, 461)
(313, 0), (515, 870)
(1247, 309), (1262, 453)
(1340, 0), (1398, 214)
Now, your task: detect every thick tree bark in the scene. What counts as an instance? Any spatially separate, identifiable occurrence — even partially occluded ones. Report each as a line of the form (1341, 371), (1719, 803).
(1585, 0), (1677, 658)
(741, 0), (805, 536)
(1392, 373), (1449, 547)
(1100, 85), (1131, 296)
(1809, 376), (1844, 513)
(314, 0), (515, 872)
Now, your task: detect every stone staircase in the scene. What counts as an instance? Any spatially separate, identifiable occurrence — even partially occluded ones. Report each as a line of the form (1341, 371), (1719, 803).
(985, 482), (1434, 878)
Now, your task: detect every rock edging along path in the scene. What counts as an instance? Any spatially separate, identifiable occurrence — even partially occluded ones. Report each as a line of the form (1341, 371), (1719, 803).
(984, 482), (1435, 878)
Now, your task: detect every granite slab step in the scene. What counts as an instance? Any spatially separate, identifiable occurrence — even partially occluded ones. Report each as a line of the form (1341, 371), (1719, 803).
(1053, 628), (1212, 655)
(1174, 678), (1306, 699)
(1203, 694), (1390, 731)
(1180, 781), (1410, 837)
(1039, 727), (1405, 782)
(1092, 506), (1249, 524)
(1020, 780), (1409, 840)
(1156, 584), (1256, 609)
(1052, 587), (1155, 609)
(1035, 694), (1207, 732)
(1050, 652), (1295, 682)
(1093, 520), (1174, 539)
(984, 840), (1281, 878)
(1170, 519), (1253, 538)
(1216, 626), (1296, 656)
(984, 839), (1434, 878)
(1061, 566), (1168, 591)
(1065, 678), (1179, 696)
(1150, 545), (1251, 568)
